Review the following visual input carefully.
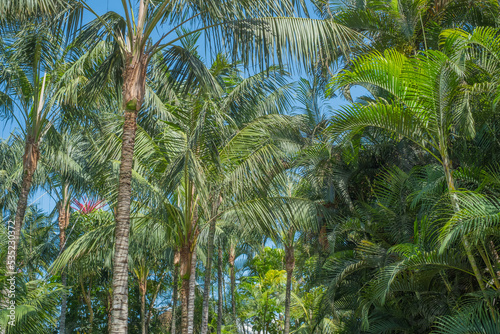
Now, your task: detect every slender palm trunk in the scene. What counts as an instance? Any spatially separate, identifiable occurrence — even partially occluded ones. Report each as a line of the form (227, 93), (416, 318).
(171, 251), (180, 334)
(141, 296), (146, 334)
(10, 137), (40, 267)
(263, 294), (269, 334)
(139, 278), (147, 334)
(217, 247), (223, 334)
(58, 185), (70, 334)
(81, 279), (94, 332)
(180, 244), (193, 334)
(111, 53), (148, 334)
(106, 292), (113, 331)
(318, 224), (329, 252)
(284, 242), (295, 334)
(229, 244), (236, 323)
(187, 250), (197, 334)
(181, 181), (199, 334)
(59, 272), (68, 333)
(201, 219), (216, 334)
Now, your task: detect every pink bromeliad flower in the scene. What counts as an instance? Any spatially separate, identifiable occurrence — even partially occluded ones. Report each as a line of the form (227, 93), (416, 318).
(71, 197), (105, 214)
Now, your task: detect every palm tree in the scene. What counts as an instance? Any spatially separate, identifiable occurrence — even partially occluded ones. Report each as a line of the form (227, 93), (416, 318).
(76, 2), (360, 330)
(116, 41), (306, 331)
(197, 55), (297, 334)
(326, 48), (494, 308)
(0, 23), (75, 267)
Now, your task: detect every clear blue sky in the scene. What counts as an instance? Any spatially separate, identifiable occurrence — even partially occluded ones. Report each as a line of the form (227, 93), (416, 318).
(1, 0), (361, 214)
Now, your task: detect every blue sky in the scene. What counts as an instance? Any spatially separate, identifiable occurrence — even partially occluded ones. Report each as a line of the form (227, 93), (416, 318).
(1, 0), (360, 215)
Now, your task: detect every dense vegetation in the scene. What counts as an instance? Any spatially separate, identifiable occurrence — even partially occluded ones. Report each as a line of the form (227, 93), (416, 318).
(1, 0), (500, 333)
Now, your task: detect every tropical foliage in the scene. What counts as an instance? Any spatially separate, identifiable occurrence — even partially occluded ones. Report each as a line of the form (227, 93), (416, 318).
(2, 0), (500, 333)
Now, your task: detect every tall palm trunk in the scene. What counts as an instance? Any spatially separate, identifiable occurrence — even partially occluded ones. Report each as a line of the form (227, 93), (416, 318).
(187, 250), (197, 334)
(59, 272), (68, 333)
(181, 180), (199, 334)
(229, 243), (236, 323)
(139, 276), (147, 334)
(10, 137), (40, 267)
(58, 184), (70, 334)
(284, 242), (295, 334)
(180, 244), (193, 334)
(201, 219), (216, 334)
(106, 292), (113, 331)
(171, 250), (180, 334)
(111, 53), (148, 334)
(263, 293), (269, 334)
(217, 247), (223, 334)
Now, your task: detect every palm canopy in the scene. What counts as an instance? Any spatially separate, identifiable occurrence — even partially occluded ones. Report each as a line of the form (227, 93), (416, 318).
(128, 54), (303, 245)
(0, 24), (69, 142)
(77, 0), (362, 70)
(0, 22), (82, 264)
(326, 48), (470, 164)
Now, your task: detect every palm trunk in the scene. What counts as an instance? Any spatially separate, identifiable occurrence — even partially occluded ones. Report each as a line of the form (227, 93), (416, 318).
(106, 292), (113, 331)
(10, 137), (39, 268)
(201, 220), (216, 334)
(217, 247), (223, 334)
(263, 294), (269, 334)
(81, 279), (94, 332)
(229, 244), (236, 324)
(139, 277), (147, 334)
(58, 185), (70, 334)
(284, 243), (295, 334)
(110, 53), (148, 334)
(187, 250), (197, 334)
(59, 272), (68, 334)
(180, 245), (193, 334)
(171, 251), (180, 334)
(318, 224), (329, 252)
(182, 180), (199, 334)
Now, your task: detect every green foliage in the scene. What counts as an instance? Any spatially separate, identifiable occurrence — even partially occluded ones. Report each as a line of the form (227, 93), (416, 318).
(3, 1), (500, 333)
